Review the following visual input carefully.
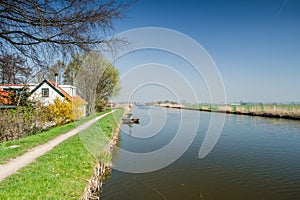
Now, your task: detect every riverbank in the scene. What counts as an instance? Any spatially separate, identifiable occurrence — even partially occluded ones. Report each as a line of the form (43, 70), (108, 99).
(0, 109), (124, 199)
(81, 108), (125, 199)
(162, 104), (300, 120)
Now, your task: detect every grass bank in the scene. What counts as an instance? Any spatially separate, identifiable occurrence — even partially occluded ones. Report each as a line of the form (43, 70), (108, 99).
(0, 109), (111, 165)
(0, 108), (123, 199)
(187, 104), (300, 119)
(80, 108), (125, 199)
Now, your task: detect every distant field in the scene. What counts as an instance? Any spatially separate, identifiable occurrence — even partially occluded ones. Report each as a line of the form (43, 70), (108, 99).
(187, 104), (300, 119)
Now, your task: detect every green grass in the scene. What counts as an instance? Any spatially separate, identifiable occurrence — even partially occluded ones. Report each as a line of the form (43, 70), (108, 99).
(0, 109), (111, 164)
(79, 108), (124, 163)
(0, 134), (96, 199)
(0, 108), (124, 199)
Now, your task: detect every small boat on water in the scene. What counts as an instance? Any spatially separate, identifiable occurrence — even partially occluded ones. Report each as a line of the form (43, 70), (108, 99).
(122, 117), (140, 124)
(122, 113), (140, 124)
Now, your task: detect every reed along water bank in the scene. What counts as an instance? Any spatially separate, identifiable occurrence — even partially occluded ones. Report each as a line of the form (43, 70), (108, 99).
(184, 104), (300, 120)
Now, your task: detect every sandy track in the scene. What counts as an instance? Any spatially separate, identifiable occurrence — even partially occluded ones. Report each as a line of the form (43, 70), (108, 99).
(0, 110), (114, 182)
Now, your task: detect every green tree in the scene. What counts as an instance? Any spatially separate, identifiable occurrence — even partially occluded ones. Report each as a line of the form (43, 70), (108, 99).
(74, 52), (120, 115)
(96, 63), (120, 110)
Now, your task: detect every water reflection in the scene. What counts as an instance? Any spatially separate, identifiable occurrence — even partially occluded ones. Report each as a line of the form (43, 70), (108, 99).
(104, 107), (300, 200)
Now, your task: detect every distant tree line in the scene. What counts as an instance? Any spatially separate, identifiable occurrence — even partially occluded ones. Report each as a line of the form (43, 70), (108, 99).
(157, 100), (179, 105)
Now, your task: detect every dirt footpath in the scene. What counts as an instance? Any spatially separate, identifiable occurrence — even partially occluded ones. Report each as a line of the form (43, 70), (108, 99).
(0, 110), (114, 182)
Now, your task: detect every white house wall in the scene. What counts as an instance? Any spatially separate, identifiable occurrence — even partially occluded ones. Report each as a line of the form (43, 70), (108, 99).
(29, 82), (64, 105)
(58, 85), (76, 97)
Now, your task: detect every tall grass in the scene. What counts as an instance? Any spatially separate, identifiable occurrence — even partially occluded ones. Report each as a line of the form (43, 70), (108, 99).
(188, 104), (300, 118)
(223, 104), (300, 116)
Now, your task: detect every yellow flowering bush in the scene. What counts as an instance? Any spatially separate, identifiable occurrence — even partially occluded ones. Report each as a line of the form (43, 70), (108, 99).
(45, 98), (75, 125)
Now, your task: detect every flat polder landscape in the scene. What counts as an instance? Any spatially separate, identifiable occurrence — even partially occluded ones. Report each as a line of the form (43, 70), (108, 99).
(1, 0), (299, 199)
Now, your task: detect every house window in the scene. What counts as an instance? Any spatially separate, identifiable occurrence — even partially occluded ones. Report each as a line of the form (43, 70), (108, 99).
(42, 88), (49, 97)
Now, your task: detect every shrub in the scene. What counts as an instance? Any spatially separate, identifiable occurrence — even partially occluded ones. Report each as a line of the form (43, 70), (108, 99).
(0, 97), (83, 142)
(44, 98), (75, 126)
(95, 101), (106, 112)
(72, 96), (85, 120)
(0, 107), (38, 142)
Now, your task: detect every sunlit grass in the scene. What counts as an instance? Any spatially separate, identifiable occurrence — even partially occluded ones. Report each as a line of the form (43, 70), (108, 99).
(0, 134), (96, 199)
(79, 108), (124, 163)
(0, 108), (124, 199)
(0, 109), (111, 164)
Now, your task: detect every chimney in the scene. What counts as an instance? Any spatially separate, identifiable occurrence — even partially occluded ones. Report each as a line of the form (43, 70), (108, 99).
(54, 73), (58, 86)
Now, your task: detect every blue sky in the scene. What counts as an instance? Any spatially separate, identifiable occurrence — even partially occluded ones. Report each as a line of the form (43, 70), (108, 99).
(111, 0), (300, 103)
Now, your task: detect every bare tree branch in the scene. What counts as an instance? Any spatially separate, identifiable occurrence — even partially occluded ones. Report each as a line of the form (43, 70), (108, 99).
(0, 0), (131, 70)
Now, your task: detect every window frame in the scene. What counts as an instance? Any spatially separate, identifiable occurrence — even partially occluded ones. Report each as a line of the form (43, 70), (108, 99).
(41, 88), (49, 97)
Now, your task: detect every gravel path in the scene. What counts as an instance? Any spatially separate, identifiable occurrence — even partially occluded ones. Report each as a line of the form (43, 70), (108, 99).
(0, 110), (114, 182)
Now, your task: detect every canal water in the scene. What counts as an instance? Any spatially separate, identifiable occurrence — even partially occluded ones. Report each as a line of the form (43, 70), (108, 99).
(102, 106), (300, 200)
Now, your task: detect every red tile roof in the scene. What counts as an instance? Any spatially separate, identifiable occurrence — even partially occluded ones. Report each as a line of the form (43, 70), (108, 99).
(0, 85), (28, 105)
(0, 87), (10, 104)
(0, 84), (28, 87)
(47, 80), (73, 102)
(1, 80), (86, 105)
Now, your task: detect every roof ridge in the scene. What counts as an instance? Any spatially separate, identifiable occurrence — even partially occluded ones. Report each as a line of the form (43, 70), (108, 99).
(45, 80), (73, 101)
